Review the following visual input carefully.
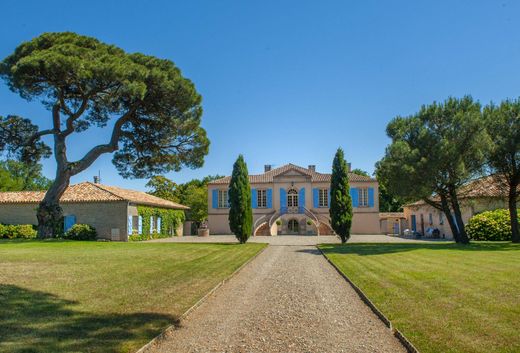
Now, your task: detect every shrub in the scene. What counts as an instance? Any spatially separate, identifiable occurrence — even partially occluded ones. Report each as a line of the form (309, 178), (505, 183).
(0, 224), (37, 239)
(63, 224), (97, 241)
(276, 220), (282, 226)
(466, 209), (512, 241)
(307, 219), (313, 226)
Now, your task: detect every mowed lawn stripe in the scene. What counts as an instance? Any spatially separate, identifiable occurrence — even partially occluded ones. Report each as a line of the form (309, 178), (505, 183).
(319, 242), (520, 353)
(0, 240), (266, 353)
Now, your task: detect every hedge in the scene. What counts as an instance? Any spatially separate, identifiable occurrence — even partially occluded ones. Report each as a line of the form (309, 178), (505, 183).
(129, 206), (185, 241)
(466, 209), (512, 241)
(0, 224), (37, 239)
(63, 224), (97, 240)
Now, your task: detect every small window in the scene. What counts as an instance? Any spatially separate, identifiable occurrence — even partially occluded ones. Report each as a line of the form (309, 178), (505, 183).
(358, 188), (369, 207)
(257, 189), (267, 208)
(218, 190), (229, 208)
(439, 212), (444, 225)
(318, 189), (328, 207)
(429, 213), (433, 225)
(132, 216), (139, 233)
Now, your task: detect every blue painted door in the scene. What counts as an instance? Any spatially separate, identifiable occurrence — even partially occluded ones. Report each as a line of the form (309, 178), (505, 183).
(64, 215), (76, 232)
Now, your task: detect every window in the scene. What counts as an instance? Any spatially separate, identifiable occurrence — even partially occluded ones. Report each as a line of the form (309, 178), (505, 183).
(358, 187), (369, 207)
(218, 189), (229, 208)
(439, 212), (444, 225)
(287, 189), (298, 207)
(132, 216), (139, 233)
(257, 189), (267, 208)
(319, 189), (328, 207)
(429, 213), (433, 225)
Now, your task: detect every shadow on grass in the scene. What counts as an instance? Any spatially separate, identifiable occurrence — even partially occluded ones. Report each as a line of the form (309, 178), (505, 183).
(0, 284), (175, 353)
(317, 242), (520, 256)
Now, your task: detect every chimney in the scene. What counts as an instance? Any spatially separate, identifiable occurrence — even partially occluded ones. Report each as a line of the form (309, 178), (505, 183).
(264, 164), (272, 172)
(347, 163), (352, 172)
(308, 165), (316, 172)
(93, 176), (100, 184)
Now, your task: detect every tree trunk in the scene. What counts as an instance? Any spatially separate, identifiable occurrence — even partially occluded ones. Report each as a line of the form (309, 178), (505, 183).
(37, 171), (70, 238)
(440, 195), (460, 242)
(509, 186), (519, 243)
(449, 187), (469, 244)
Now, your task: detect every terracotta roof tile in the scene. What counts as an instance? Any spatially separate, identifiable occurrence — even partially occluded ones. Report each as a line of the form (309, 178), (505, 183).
(208, 163), (375, 185)
(0, 182), (189, 210)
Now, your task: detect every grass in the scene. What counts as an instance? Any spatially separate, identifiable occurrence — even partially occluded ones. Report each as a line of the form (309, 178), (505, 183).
(0, 240), (266, 353)
(319, 242), (520, 353)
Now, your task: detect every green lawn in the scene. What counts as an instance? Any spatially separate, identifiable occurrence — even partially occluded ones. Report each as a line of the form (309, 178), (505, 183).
(0, 240), (266, 353)
(319, 242), (520, 353)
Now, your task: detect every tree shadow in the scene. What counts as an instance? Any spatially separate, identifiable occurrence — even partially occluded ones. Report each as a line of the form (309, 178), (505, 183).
(317, 242), (520, 256)
(0, 284), (176, 353)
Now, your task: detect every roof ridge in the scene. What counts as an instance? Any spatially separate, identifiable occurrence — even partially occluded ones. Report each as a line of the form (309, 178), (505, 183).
(85, 182), (126, 201)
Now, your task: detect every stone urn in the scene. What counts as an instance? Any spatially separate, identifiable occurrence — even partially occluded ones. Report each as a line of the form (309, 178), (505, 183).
(198, 228), (210, 237)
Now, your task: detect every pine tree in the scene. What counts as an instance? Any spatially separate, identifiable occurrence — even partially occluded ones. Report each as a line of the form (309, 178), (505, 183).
(330, 148), (353, 243)
(228, 155), (253, 243)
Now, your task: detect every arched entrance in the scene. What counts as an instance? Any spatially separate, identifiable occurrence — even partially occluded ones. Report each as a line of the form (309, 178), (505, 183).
(288, 219), (299, 234)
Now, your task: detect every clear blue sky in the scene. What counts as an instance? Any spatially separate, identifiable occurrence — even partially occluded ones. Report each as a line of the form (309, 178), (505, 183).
(1, 0), (519, 191)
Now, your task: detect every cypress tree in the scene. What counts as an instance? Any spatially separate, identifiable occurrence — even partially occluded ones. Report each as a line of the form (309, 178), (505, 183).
(228, 155), (253, 243)
(330, 148), (353, 243)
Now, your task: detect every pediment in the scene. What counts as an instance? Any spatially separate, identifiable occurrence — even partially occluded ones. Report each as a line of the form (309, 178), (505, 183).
(274, 168), (311, 179)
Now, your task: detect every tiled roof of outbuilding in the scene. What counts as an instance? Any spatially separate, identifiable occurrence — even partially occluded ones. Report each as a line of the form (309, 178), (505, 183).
(208, 163), (375, 185)
(404, 175), (515, 207)
(0, 182), (189, 210)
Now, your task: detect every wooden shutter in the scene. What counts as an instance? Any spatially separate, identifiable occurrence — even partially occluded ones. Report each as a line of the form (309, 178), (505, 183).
(350, 187), (359, 207)
(212, 189), (218, 208)
(251, 188), (258, 208)
(267, 188), (273, 208)
(368, 187), (374, 207)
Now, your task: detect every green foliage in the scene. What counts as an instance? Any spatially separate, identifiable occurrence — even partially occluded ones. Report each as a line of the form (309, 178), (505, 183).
(129, 206), (185, 241)
(350, 168), (369, 177)
(0, 32), (209, 238)
(0, 160), (52, 192)
(0, 224), (37, 239)
(483, 98), (520, 243)
(466, 209), (512, 241)
(276, 220), (282, 226)
(63, 224), (97, 241)
(228, 155), (253, 243)
(146, 175), (222, 224)
(330, 148), (353, 243)
(376, 96), (490, 243)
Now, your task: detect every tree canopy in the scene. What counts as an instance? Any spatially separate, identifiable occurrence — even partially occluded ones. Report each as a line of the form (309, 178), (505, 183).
(330, 148), (353, 243)
(376, 96), (489, 243)
(483, 98), (520, 243)
(0, 160), (52, 192)
(0, 32), (209, 237)
(228, 155), (252, 243)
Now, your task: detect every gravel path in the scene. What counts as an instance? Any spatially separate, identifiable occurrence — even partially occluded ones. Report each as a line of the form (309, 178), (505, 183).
(144, 245), (406, 353)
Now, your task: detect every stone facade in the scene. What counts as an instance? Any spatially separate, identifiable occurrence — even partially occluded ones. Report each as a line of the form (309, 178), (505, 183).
(207, 164), (380, 236)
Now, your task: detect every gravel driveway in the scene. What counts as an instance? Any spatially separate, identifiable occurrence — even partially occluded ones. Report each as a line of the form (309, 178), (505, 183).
(144, 245), (406, 353)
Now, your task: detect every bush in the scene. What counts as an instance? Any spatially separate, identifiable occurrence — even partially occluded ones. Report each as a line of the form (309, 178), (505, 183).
(466, 209), (512, 241)
(0, 224), (37, 239)
(63, 224), (97, 241)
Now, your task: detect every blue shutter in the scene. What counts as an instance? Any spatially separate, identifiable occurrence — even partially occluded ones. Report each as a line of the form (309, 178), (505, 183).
(313, 188), (319, 208)
(299, 188), (305, 208)
(328, 189), (331, 207)
(351, 187), (359, 207)
(280, 188), (287, 208)
(368, 187), (375, 208)
(157, 217), (162, 234)
(227, 188), (230, 208)
(138, 216), (143, 234)
(64, 215), (76, 232)
(251, 188), (258, 208)
(212, 189), (218, 208)
(128, 215), (133, 235)
(150, 216), (154, 233)
(267, 188), (273, 208)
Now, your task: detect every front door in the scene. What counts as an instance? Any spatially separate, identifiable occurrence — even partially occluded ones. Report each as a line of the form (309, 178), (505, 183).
(288, 219), (299, 234)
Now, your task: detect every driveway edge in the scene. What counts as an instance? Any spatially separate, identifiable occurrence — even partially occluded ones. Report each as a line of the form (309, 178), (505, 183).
(317, 246), (420, 353)
(135, 244), (268, 353)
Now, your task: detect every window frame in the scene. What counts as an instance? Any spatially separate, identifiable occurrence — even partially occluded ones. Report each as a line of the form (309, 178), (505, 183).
(358, 187), (369, 207)
(257, 189), (267, 208)
(218, 189), (229, 208)
(318, 188), (329, 208)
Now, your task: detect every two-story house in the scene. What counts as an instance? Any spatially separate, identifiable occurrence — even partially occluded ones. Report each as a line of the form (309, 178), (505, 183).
(207, 163), (380, 236)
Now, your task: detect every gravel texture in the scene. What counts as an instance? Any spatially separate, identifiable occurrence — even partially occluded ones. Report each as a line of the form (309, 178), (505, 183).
(144, 245), (406, 353)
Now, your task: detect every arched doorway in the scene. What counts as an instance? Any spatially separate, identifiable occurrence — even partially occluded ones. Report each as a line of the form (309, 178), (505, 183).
(288, 219), (299, 234)
(287, 188), (298, 212)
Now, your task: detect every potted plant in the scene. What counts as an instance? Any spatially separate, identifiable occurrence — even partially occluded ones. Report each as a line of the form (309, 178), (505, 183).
(198, 220), (210, 237)
(306, 219), (314, 235)
(276, 219), (282, 235)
